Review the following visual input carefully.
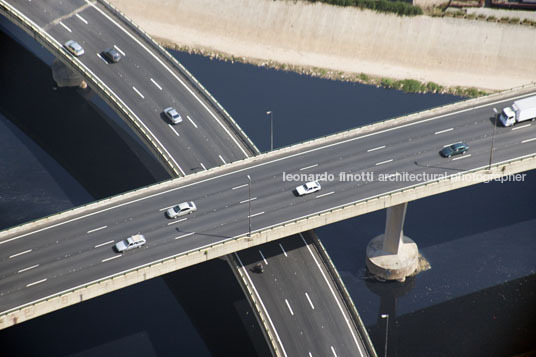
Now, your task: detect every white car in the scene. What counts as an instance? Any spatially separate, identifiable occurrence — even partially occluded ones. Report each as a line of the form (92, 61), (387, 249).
(295, 181), (321, 196)
(164, 107), (182, 124)
(114, 234), (146, 253)
(166, 201), (197, 218)
(64, 40), (84, 56)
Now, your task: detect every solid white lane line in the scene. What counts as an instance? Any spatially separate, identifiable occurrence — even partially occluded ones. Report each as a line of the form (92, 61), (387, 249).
(522, 137), (536, 143)
(18, 264), (39, 273)
(87, 225), (107, 234)
(150, 78), (162, 90)
(9, 249), (32, 259)
(279, 243), (288, 257)
(512, 124), (531, 131)
(167, 218), (187, 226)
(187, 115), (198, 128)
(232, 184), (248, 190)
(434, 128), (454, 135)
(300, 164), (318, 171)
(175, 232), (195, 240)
(102, 255), (121, 263)
(75, 13), (88, 24)
(452, 154), (471, 161)
(284, 299), (294, 316)
(316, 191), (334, 199)
(132, 86), (144, 99)
(375, 159), (393, 166)
(240, 197), (257, 204)
(26, 278), (47, 287)
(443, 142), (459, 147)
(248, 211), (264, 218)
(367, 145), (386, 152)
(331, 346), (338, 357)
(85, 1), (250, 158)
(299, 233), (364, 356)
(259, 250), (268, 265)
(200, 162), (207, 171)
(234, 253), (288, 357)
(168, 124), (180, 137)
(59, 21), (71, 32)
(113, 45), (125, 56)
(219, 155), (227, 164)
(94, 240), (114, 248)
(305, 292), (315, 310)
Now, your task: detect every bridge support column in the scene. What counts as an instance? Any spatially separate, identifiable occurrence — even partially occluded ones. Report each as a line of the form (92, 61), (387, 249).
(366, 203), (418, 282)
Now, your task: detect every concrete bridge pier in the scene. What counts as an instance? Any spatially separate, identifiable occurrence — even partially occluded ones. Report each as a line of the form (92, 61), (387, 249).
(366, 203), (418, 282)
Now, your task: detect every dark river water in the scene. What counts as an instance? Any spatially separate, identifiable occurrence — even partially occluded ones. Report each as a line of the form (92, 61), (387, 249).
(0, 19), (534, 357)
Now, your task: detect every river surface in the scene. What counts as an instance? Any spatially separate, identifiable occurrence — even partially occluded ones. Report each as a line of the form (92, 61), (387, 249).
(0, 23), (535, 357)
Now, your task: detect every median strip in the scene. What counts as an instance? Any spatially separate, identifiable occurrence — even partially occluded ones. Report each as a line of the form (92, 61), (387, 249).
(248, 211), (264, 218)
(26, 278), (47, 288)
(434, 128), (454, 135)
(9, 249), (32, 259)
(512, 124), (531, 131)
(375, 159), (394, 166)
(102, 255), (121, 263)
(174, 232), (195, 240)
(94, 240), (114, 248)
(87, 225), (107, 234)
(452, 154), (471, 161)
(367, 145), (386, 152)
(18, 264), (39, 273)
(58, 21), (71, 33)
(316, 191), (334, 199)
(167, 218), (187, 226)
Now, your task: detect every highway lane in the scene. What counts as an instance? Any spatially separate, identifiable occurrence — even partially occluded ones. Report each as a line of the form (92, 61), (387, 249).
(1, 91), (536, 313)
(3, 0), (250, 174)
(235, 233), (367, 356)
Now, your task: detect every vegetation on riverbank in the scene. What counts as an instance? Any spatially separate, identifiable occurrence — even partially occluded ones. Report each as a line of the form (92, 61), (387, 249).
(306, 0), (423, 16)
(160, 41), (489, 98)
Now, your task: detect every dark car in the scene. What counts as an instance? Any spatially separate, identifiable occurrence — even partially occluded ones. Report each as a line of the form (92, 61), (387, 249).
(440, 142), (469, 158)
(102, 48), (121, 63)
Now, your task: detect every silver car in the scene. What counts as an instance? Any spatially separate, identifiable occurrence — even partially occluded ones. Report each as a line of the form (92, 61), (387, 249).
(114, 234), (146, 253)
(64, 40), (84, 57)
(164, 107), (182, 124)
(166, 201), (197, 218)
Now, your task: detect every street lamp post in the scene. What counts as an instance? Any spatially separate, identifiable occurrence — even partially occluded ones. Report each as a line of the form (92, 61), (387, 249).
(381, 314), (389, 357)
(247, 175), (251, 237)
(266, 111), (273, 151)
(489, 108), (498, 170)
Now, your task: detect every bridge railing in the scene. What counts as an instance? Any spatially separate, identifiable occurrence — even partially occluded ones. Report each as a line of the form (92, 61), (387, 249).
(97, 0), (261, 156)
(2, 144), (535, 322)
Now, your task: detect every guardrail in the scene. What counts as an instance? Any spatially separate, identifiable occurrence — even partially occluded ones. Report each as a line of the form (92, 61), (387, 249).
(308, 231), (377, 357)
(97, 0), (261, 157)
(226, 254), (282, 357)
(0, 1), (183, 176)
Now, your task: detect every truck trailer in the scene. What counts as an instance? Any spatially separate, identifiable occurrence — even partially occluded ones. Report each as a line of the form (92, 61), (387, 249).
(499, 95), (536, 127)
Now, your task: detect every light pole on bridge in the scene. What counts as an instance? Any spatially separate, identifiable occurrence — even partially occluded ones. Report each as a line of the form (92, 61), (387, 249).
(247, 175), (252, 237)
(489, 107), (498, 170)
(381, 313), (389, 357)
(267, 110), (273, 151)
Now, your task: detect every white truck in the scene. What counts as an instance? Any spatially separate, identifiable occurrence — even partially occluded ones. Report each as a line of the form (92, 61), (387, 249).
(499, 95), (536, 127)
